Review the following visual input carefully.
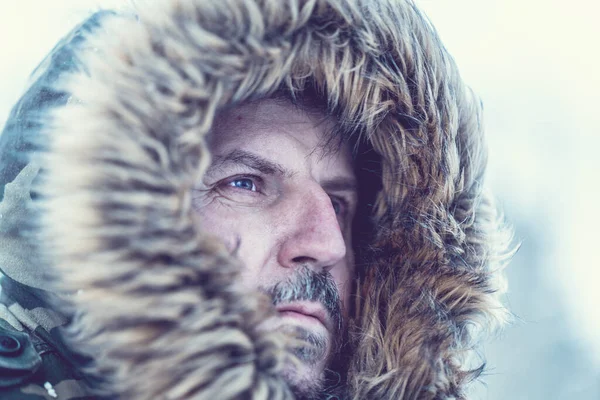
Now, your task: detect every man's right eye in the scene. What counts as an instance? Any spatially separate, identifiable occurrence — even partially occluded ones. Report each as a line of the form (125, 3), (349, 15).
(226, 177), (258, 192)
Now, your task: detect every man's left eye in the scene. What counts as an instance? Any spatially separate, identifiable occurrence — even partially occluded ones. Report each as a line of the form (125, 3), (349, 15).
(228, 178), (257, 192)
(330, 197), (346, 215)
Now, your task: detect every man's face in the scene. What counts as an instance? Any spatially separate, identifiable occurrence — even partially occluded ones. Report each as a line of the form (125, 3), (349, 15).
(193, 98), (357, 396)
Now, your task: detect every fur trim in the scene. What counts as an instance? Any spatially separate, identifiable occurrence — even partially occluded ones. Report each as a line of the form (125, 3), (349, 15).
(37, 0), (510, 398)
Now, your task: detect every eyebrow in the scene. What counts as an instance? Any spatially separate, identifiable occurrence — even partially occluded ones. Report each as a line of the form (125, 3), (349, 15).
(210, 149), (290, 176)
(209, 149), (358, 198)
(321, 177), (358, 194)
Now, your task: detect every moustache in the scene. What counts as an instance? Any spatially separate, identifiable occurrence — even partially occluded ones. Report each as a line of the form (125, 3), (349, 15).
(261, 266), (343, 336)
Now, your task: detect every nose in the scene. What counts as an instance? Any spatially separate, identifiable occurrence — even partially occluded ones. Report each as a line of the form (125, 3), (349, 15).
(277, 185), (347, 272)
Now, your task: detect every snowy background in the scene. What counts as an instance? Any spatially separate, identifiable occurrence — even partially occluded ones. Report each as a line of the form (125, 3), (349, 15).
(1, 1), (599, 398)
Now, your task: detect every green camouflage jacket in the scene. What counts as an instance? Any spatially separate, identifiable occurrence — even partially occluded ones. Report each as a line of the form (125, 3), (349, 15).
(0, 13), (109, 400)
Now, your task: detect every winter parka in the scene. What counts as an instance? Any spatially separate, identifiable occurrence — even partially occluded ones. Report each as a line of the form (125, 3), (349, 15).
(0, 1), (510, 399)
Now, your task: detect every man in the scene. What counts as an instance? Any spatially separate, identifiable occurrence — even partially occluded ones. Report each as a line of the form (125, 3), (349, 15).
(0, 0), (510, 399)
(195, 95), (358, 398)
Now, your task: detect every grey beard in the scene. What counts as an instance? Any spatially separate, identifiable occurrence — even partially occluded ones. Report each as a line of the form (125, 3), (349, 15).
(260, 266), (346, 397)
(289, 325), (330, 364)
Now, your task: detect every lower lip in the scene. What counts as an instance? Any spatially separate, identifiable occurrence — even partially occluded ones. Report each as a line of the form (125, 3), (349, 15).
(278, 310), (323, 325)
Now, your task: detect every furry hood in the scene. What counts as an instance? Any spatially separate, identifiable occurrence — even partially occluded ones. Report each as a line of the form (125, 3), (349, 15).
(0, 0), (510, 398)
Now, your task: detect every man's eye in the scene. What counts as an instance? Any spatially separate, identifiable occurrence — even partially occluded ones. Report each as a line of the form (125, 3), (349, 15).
(227, 178), (257, 192)
(330, 197), (346, 215)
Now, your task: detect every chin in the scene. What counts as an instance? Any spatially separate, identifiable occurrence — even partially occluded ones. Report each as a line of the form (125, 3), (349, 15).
(257, 311), (339, 398)
(277, 324), (332, 399)
(281, 355), (327, 400)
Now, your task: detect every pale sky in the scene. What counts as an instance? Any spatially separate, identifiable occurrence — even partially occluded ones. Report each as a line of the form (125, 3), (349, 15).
(1, 0), (599, 396)
(418, 0), (600, 364)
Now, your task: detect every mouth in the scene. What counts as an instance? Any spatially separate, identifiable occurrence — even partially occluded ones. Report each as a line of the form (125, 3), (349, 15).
(275, 302), (330, 331)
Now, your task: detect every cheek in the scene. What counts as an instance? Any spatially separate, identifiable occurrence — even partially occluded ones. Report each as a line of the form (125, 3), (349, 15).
(193, 200), (271, 290)
(330, 260), (354, 317)
(194, 202), (238, 251)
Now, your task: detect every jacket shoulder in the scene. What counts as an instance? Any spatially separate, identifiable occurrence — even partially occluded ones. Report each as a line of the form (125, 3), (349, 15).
(0, 305), (95, 399)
